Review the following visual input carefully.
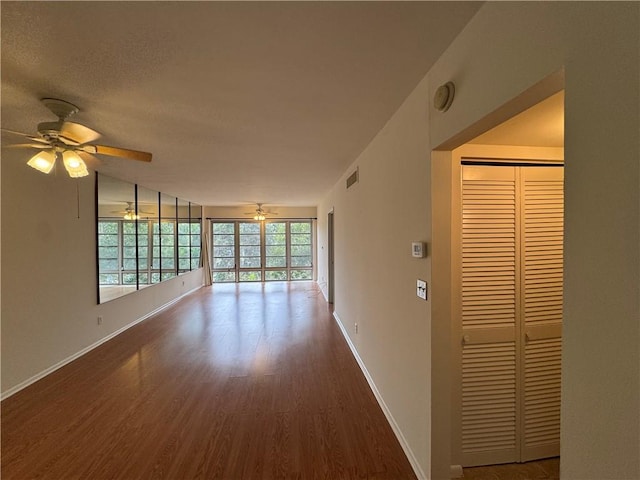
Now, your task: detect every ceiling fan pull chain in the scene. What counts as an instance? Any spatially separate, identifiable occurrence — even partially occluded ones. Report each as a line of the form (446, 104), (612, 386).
(76, 181), (81, 219)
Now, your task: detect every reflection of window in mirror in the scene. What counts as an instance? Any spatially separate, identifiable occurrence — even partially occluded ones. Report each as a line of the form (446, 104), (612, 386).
(96, 173), (203, 304)
(159, 193), (177, 281)
(190, 203), (203, 270)
(177, 198), (190, 274)
(136, 185), (159, 289)
(97, 174), (137, 303)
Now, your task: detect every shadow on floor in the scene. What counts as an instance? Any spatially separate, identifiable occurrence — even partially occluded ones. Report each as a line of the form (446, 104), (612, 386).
(463, 457), (559, 480)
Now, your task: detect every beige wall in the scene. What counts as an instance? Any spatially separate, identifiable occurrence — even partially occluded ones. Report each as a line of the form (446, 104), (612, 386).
(318, 2), (639, 479)
(1, 150), (204, 396)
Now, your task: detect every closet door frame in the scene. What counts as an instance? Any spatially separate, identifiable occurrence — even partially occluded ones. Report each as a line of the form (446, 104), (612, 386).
(448, 145), (564, 469)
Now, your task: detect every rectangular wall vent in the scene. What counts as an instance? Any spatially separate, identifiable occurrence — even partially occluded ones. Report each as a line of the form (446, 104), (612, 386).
(346, 168), (359, 189)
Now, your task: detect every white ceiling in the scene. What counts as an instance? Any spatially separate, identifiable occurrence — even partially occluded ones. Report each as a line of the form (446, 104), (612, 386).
(1, 1), (482, 206)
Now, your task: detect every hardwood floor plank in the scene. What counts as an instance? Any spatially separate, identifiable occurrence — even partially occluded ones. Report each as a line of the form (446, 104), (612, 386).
(2, 282), (416, 479)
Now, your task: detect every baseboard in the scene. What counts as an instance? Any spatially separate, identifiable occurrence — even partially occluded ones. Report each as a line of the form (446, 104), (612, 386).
(332, 311), (427, 480)
(1, 286), (201, 401)
(450, 464), (463, 478)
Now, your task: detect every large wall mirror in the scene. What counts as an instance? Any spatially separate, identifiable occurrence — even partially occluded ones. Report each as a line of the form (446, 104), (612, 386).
(96, 173), (202, 303)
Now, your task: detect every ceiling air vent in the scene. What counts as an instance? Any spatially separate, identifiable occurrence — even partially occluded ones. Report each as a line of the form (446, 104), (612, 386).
(346, 167), (359, 189)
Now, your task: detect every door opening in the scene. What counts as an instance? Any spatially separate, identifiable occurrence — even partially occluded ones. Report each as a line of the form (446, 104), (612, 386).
(430, 83), (565, 478)
(327, 210), (335, 304)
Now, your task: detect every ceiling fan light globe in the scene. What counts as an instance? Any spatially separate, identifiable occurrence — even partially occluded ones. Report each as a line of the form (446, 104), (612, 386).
(67, 167), (89, 178)
(62, 150), (89, 177)
(27, 150), (56, 174)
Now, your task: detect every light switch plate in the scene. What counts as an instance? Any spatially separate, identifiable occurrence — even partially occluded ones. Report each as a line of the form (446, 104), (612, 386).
(417, 279), (427, 300)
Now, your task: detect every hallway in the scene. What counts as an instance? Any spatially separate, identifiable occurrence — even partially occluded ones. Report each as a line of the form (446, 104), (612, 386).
(1, 282), (415, 479)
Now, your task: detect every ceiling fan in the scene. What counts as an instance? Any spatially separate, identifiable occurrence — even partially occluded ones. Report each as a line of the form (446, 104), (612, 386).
(2, 98), (152, 178)
(110, 201), (154, 220)
(245, 203), (278, 221)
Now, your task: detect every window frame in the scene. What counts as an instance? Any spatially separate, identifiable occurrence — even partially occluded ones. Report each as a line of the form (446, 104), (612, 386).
(210, 219), (313, 283)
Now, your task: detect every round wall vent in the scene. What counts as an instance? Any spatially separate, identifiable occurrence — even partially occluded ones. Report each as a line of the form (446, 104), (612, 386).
(433, 81), (455, 112)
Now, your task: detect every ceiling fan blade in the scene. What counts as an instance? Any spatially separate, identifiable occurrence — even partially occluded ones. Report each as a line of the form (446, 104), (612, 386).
(85, 144), (152, 163)
(1, 128), (49, 143)
(59, 121), (101, 145)
(5, 143), (51, 149)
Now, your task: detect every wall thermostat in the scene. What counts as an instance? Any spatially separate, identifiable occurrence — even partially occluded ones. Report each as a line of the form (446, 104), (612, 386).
(412, 242), (426, 258)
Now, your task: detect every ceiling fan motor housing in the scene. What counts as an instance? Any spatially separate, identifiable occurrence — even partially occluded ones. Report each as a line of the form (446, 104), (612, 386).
(41, 98), (79, 120)
(37, 121), (65, 140)
(36, 120), (82, 147)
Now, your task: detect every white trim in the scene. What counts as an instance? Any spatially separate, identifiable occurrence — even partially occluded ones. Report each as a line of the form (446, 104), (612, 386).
(332, 311), (427, 480)
(1, 286), (201, 401)
(450, 465), (463, 478)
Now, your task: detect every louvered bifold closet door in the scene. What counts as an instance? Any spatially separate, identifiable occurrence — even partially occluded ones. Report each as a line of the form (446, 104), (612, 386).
(460, 166), (520, 467)
(520, 167), (563, 462)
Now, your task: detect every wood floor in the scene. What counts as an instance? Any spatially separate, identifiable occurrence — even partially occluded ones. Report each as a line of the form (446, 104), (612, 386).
(1, 282), (416, 480)
(463, 458), (560, 480)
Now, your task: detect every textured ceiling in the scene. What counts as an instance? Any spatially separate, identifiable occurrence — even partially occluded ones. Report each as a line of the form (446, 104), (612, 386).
(1, 1), (481, 206)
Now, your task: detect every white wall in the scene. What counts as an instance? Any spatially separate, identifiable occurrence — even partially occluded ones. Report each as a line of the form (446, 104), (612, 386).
(318, 2), (639, 479)
(1, 149), (204, 396)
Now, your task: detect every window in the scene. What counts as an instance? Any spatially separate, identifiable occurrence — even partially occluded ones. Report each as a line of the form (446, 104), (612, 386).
(290, 221), (313, 280)
(211, 220), (314, 282)
(212, 222), (236, 282)
(265, 222), (287, 280)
